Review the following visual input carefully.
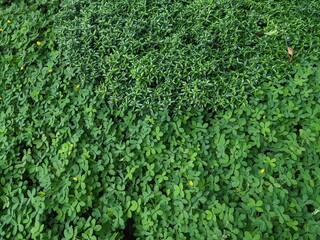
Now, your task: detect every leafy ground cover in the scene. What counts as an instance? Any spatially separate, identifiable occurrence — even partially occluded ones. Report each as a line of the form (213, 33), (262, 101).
(56, 0), (319, 113)
(0, 0), (320, 240)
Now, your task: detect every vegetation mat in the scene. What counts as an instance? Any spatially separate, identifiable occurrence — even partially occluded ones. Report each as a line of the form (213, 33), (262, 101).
(0, 0), (320, 239)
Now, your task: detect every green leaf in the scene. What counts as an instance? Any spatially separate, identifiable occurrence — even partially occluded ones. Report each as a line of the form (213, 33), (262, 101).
(247, 198), (256, 208)
(63, 226), (73, 240)
(93, 225), (102, 231)
(30, 221), (40, 234)
(256, 200), (263, 207)
(264, 29), (278, 35)
(173, 185), (180, 197)
(256, 207), (264, 212)
(205, 210), (213, 220)
(130, 200), (138, 212)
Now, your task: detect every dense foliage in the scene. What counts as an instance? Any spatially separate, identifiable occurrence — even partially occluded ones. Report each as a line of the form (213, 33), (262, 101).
(56, 0), (319, 112)
(1, 0), (320, 240)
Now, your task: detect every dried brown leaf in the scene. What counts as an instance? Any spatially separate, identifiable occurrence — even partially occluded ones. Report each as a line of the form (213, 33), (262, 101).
(288, 47), (294, 62)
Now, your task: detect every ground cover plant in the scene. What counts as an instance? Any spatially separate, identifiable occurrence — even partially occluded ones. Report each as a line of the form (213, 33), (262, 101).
(0, 0), (320, 239)
(57, 0), (320, 113)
